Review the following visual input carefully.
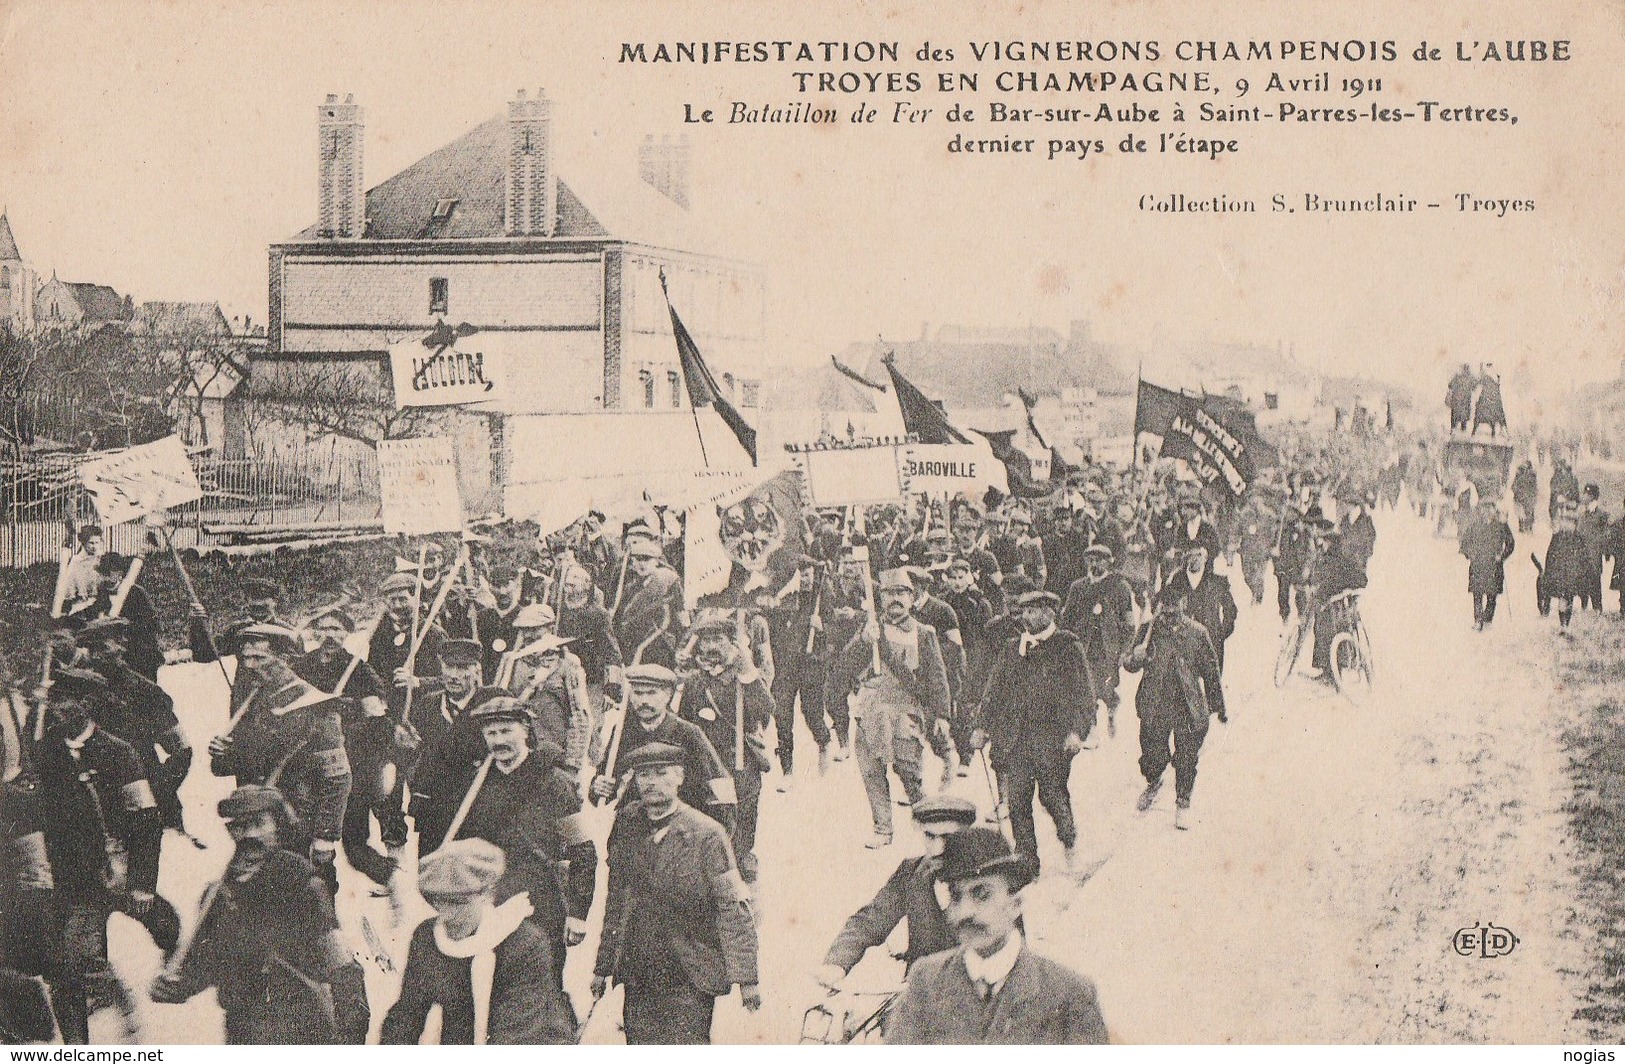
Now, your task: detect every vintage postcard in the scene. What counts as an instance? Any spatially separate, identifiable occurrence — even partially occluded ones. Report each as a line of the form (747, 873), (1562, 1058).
(0, 0), (1620, 1048)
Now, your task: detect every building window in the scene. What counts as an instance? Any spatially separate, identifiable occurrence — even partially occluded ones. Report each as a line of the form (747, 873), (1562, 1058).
(668, 371), (681, 409)
(639, 370), (655, 409)
(0, 267), (8, 288)
(740, 380), (760, 409)
(429, 277), (449, 315)
(432, 198), (458, 222)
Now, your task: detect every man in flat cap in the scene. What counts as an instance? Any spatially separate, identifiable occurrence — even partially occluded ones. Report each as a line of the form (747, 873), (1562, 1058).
(1159, 545), (1238, 674)
(507, 630), (592, 774)
(382, 838), (577, 1044)
(939, 557), (994, 774)
(832, 570), (952, 849)
(293, 606), (404, 891)
(152, 784), (362, 1043)
(973, 590), (1094, 874)
(410, 638), (506, 855)
(1124, 586), (1226, 830)
(369, 571), (447, 720)
(593, 742), (761, 1044)
(35, 668), (177, 1042)
(189, 576), (289, 665)
(591, 664), (736, 834)
(676, 614), (774, 881)
(1061, 544), (1136, 737)
(886, 828), (1107, 1044)
(613, 537), (681, 669)
(989, 507), (1046, 590)
(440, 697), (596, 992)
(818, 795), (978, 995)
(210, 625), (352, 895)
(78, 616), (193, 838)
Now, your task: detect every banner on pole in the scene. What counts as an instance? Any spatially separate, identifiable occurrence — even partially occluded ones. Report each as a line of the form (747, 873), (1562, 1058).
(798, 445), (905, 508)
(378, 437), (464, 535)
(78, 435), (203, 526)
(683, 470), (807, 610)
(388, 324), (502, 408)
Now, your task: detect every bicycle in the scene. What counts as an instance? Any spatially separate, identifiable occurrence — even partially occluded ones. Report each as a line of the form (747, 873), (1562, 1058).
(1323, 589), (1375, 697)
(1273, 593), (1312, 688)
(800, 987), (904, 1044)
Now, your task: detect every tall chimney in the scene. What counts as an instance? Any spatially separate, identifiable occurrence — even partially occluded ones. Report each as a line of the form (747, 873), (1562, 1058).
(505, 88), (557, 237)
(317, 93), (365, 239)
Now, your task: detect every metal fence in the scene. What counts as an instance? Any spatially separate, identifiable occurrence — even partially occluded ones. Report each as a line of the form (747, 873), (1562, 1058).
(0, 446), (381, 568)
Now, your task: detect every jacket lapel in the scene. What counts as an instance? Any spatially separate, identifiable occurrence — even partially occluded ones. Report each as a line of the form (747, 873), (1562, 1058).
(985, 947), (1041, 1037)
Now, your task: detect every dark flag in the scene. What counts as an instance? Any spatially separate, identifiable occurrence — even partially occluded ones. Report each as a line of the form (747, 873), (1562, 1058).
(1016, 387), (1073, 484)
(974, 428), (1050, 498)
(1133, 378), (1274, 498)
(884, 354), (970, 445)
(663, 274), (757, 464)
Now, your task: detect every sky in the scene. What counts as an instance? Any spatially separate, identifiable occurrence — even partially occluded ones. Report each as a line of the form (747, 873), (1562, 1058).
(2, 0), (1621, 403)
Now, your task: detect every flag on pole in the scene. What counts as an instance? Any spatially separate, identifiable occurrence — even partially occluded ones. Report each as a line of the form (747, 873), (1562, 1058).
(664, 275), (757, 465)
(1133, 379), (1276, 498)
(973, 428), (1050, 498)
(883, 354), (969, 444)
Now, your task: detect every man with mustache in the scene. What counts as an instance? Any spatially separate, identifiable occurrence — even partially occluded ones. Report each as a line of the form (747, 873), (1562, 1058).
(1061, 545), (1136, 738)
(209, 626), (352, 895)
(973, 591), (1094, 874)
(410, 639), (505, 856)
(151, 785), (357, 1044)
(440, 697), (596, 992)
(832, 570), (952, 850)
(592, 742), (760, 1044)
(1124, 586), (1227, 831)
(817, 795), (978, 995)
(885, 828), (1108, 1044)
(590, 664), (736, 833)
(675, 616), (774, 882)
(35, 669), (172, 1043)
(292, 606), (403, 892)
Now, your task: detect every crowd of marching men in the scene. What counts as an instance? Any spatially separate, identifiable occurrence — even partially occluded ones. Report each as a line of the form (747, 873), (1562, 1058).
(0, 442), (1395, 1045)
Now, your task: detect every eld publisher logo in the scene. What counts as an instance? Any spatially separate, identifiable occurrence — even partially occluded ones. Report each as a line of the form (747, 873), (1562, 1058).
(1453, 921), (1519, 959)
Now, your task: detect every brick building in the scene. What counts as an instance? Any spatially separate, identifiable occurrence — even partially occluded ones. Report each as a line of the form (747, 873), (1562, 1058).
(262, 91), (763, 417)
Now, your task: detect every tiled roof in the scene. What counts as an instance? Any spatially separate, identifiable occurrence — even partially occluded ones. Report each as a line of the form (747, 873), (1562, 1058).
(135, 300), (230, 336)
(64, 283), (130, 322)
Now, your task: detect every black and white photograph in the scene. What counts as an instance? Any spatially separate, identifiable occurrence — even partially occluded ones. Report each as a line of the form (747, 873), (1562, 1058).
(1, 0), (1622, 1048)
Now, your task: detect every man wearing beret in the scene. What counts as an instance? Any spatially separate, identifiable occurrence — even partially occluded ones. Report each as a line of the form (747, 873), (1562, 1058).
(591, 664), (736, 834)
(383, 839), (577, 1044)
(35, 669), (175, 1043)
(885, 828), (1108, 1044)
(676, 615), (774, 882)
(833, 570), (953, 850)
(593, 742), (761, 1044)
(1061, 544), (1136, 737)
(152, 785), (359, 1044)
(210, 626), (352, 895)
(79, 617), (193, 838)
(293, 606), (405, 891)
(613, 537), (681, 669)
(189, 576), (290, 665)
(443, 697), (596, 992)
(1124, 586), (1226, 831)
(818, 795), (976, 994)
(973, 590), (1095, 874)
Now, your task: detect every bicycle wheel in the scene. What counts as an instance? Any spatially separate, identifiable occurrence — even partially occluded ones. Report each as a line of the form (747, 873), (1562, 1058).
(1329, 631), (1370, 699)
(1274, 616), (1307, 687)
(1354, 620), (1375, 686)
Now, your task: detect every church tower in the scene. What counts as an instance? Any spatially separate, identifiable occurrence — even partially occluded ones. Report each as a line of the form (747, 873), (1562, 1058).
(0, 213), (36, 333)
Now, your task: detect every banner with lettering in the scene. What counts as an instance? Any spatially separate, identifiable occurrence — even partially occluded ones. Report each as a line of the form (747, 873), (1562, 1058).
(378, 437), (464, 535)
(899, 442), (1007, 496)
(1134, 380), (1274, 497)
(388, 322), (502, 408)
(78, 435), (204, 526)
